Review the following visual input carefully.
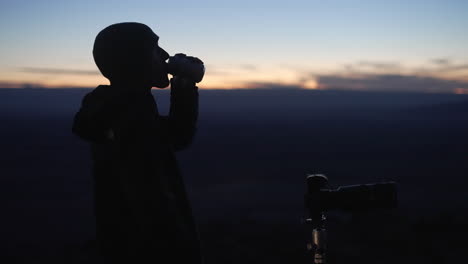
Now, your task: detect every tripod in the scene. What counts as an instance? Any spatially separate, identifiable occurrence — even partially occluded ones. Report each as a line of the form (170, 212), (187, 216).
(304, 174), (397, 264)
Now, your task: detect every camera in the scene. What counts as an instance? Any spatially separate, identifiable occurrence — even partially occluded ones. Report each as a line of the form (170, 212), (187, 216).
(166, 53), (205, 83)
(305, 174), (397, 213)
(304, 174), (397, 264)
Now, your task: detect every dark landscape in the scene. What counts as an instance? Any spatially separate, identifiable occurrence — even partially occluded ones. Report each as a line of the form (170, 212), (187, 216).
(1, 87), (467, 263)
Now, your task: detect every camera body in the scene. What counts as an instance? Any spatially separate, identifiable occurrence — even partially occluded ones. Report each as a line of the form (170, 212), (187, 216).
(167, 53), (205, 83)
(305, 174), (397, 214)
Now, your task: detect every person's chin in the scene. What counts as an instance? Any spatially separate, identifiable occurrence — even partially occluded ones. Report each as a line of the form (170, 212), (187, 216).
(152, 75), (170, 89)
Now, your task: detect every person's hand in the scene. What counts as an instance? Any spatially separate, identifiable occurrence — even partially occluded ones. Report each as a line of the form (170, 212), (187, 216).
(186, 55), (204, 65)
(171, 75), (196, 88)
(167, 54), (205, 83)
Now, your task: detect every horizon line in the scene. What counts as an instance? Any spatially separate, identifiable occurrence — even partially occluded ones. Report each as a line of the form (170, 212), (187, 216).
(1, 86), (467, 96)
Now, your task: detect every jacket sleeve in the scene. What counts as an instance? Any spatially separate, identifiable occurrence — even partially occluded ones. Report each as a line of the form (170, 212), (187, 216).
(163, 77), (199, 151)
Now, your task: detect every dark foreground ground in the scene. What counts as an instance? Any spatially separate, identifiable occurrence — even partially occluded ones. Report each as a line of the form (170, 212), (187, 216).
(1, 88), (467, 263)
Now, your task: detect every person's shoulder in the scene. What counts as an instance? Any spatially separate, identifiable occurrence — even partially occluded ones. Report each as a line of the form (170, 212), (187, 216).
(91, 85), (112, 96)
(80, 85), (111, 105)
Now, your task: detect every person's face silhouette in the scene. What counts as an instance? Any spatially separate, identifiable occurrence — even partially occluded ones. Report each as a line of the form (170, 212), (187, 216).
(151, 39), (170, 88)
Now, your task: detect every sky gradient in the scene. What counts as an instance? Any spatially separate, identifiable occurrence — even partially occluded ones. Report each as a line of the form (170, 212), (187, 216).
(0, 0), (467, 92)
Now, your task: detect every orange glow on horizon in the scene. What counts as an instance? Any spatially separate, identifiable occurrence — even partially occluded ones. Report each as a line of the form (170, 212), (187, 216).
(301, 79), (319, 89)
(454, 88), (468, 95)
(1, 66), (467, 94)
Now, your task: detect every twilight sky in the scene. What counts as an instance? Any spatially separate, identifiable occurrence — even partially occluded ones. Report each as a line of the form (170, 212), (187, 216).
(0, 0), (467, 92)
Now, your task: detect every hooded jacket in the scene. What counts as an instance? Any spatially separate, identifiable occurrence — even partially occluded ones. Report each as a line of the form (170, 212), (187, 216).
(72, 78), (201, 263)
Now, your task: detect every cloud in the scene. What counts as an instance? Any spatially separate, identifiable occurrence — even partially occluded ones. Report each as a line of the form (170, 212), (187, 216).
(414, 62), (468, 77)
(439, 64), (468, 72)
(418, 58), (468, 73)
(304, 59), (468, 93)
(357, 61), (401, 71)
(338, 59), (468, 78)
(0, 81), (44, 88)
(7, 60), (468, 94)
(315, 74), (468, 93)
(431, 58), (451, 65)
(243, 82), (302, 90)
(339, 60), (402, 74)
(20, 67), (100, 75)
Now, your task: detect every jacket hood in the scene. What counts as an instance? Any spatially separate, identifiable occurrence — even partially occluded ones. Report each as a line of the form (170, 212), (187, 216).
(72, 85), (124, 142)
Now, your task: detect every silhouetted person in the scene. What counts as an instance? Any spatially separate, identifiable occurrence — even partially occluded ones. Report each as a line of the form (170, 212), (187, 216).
(72, 22), (203, 263)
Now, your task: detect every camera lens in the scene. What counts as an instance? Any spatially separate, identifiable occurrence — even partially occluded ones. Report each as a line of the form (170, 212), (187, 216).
(336, 182), (397, 211)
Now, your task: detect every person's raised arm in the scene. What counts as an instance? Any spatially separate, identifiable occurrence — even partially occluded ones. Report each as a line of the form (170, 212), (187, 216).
(161, 76), (199, 151)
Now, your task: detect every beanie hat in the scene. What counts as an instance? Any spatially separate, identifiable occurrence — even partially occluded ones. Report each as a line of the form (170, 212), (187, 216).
(93, 22), (158, 81)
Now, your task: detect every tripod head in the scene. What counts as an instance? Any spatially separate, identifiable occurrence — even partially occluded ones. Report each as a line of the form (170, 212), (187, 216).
(304, 174), (398, 264)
